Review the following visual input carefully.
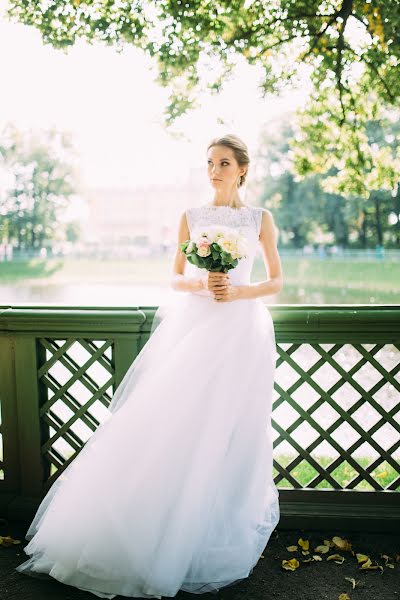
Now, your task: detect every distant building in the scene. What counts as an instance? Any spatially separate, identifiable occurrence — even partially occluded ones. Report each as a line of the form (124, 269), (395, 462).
(81, 166), (208, 246)
(80, 165), (262, 247)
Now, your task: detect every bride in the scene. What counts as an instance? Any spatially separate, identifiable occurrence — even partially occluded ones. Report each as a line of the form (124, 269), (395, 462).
(16, 133), (284, 599)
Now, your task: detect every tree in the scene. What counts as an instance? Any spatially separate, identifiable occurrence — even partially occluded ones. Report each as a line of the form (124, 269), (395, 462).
(0, 125), (79, 252)
(290, 91), (400, 195)
(290, 94), (400, 247)
(258, 120), (348, 248)
(6, 0), (399, 126)
(257, 115), (398, 248)
(6, 1), (399, 197)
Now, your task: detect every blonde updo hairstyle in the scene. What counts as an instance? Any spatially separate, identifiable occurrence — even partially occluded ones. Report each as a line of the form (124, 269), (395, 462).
(207, 134), (250, 189)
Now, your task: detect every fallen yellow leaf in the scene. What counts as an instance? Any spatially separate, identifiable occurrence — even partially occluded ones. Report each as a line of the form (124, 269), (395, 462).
(0, 535), (21, 547)
(286, 545), (298, 552)
(356, 553), (369, 564)
(360, 558), (383, 572)
(315, 544), (330, 553)
(282, 558), (300, 571)
(344, 577), (358, 589)
(339, 594), (351, 600)
(332, 536), (352, 551)
(298, 537), (309, 551)
(327, 554), (345, 564)
(380, 553), (395, 568)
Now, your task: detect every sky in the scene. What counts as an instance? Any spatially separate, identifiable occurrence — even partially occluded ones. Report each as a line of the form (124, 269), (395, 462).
(0, 0), (311, 191)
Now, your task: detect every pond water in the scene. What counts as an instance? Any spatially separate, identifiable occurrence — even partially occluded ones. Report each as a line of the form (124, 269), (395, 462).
(1, 283), (173, 306)
(1, 280), (397, 306)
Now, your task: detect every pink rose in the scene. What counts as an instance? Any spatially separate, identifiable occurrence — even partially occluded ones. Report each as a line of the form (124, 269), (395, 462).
(198, 237), (211, 248)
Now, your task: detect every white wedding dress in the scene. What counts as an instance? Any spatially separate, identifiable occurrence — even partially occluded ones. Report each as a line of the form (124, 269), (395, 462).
(16, 204), (280, 599)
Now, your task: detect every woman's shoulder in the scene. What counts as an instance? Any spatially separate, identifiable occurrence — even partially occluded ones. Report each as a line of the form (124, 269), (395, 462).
(193, 203), (255, 210)
(185, 203), (263, 215)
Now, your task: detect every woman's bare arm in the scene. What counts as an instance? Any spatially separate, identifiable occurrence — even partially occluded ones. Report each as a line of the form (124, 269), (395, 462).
(170, 211), (207, 293)
(237, 209), (283, 300)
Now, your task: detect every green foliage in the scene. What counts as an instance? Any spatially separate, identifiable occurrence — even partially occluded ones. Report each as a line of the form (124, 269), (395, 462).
(5, 1), (400, 195)
(290, 90), (400, 197)
(65, 221), (81, 243)
(257, 116), (400, 248)
(6, 1), (399, 121)
(0, 124), (78, 250)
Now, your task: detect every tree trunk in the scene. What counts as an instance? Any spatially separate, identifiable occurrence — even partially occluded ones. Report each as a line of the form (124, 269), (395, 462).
(359, 208), (367, 248)
(394, 184), (400, 247)
(372, 192), (383, 246)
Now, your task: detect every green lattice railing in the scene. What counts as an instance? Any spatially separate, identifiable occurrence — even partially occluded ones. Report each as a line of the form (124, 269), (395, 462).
(0, 304), (399, 532)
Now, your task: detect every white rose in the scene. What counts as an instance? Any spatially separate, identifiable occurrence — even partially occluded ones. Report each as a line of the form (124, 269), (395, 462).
(197, 245), (211, 257)
(218, 236), (239, 256)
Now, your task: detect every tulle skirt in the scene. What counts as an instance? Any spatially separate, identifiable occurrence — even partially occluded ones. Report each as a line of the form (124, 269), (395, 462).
(16, 291), (280, 599)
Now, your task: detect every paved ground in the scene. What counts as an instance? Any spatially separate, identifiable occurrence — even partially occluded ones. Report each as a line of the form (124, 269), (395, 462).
(1, 519), (399, 600)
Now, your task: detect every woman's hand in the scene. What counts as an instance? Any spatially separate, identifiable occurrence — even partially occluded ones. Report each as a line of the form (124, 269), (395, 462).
(206, 272), (241, 302)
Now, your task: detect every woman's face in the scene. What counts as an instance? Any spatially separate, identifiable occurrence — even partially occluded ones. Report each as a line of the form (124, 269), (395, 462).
(207, 145), (245, 190)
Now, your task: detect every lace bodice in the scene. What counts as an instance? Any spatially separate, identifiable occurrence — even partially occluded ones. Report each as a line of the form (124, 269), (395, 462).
(185, 204), (263, 291)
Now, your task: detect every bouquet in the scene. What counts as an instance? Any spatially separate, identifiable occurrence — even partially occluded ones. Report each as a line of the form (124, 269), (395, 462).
(180, 225), (249, 273)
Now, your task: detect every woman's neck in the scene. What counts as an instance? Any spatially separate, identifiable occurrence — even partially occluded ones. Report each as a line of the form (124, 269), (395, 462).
(210, 193), (245, 208)
(211, 190), (244, 208)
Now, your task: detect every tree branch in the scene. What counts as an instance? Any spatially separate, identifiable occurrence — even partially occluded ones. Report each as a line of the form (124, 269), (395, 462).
(344, 44), (396, 103)
(335, 1), (354, 123)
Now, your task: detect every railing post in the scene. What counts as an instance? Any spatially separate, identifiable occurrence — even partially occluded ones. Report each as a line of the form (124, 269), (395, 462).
(113, 338), (141, 389)
(14, 336), (45, 498)
(0, 333), (20, 500)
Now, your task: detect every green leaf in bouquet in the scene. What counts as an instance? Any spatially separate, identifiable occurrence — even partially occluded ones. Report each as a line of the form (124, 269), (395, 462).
(190, 253), (201, 266)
